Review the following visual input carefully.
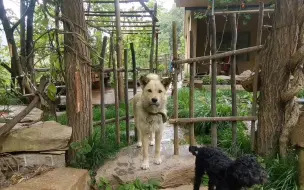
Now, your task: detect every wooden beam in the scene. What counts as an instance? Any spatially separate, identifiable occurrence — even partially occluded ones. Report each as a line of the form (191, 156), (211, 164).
(172, 21), (179, 155)
(210, 0), (217, 147)
(214, 8), (274, 15)
(99, 36), (108, 143)
(149, 2), (157, 72)
(94, 24), (159, 27)
(85, 11), (153, 14)
(189, 30), (195, 146)
(169, 116), (257, 124)
(85, 13), (152, 17)
(173, 45), (263, 65)
(114, 0), (124, 103)
(86, 20), (152, 24)
(251, 2), (264, 151)
(230, 13), (237, 149)
(84, 0), (148, 3)
(138, 0), (158, 22)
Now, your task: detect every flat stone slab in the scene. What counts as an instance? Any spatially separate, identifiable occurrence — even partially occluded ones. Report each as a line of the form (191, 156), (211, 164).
(0, 105), (42, 123)
(3, 167), (90, 190)
(162, 184), (207, 190)
(96, 143), (196, 189)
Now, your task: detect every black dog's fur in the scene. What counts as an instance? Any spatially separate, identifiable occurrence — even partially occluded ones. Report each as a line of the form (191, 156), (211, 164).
(189, 145), (268, 190)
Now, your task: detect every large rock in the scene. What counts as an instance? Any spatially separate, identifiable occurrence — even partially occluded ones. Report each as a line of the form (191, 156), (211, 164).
(0, 121), (72, 153)
(96, 144), (196, 189)
(3, 167), (90, 190)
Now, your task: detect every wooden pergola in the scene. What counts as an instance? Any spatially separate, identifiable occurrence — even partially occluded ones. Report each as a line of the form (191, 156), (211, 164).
(84, 0), (160, 73)
(84, 0), (160, 145)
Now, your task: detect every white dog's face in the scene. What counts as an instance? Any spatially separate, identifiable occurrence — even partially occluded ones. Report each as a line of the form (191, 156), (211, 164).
(139, 74), (172, 111)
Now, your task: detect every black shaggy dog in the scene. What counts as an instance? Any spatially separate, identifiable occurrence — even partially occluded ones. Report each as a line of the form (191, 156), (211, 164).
(189, 145), (268, 190)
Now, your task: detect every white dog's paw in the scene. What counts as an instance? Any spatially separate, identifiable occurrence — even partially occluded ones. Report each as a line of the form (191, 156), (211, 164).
(149, 141), (155, 146)
(136, 142), (142, 147)
(154, 157), (162, 165)
(141, 161), (149, 170)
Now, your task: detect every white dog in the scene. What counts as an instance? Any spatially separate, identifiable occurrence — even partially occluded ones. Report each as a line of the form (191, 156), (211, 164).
(133, 73), (171, 170)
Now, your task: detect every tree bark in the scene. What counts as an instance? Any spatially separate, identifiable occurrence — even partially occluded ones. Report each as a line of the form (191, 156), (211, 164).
(26, 0), (36, 84)
(0, 0), (33, 94)
(257, 0), (304, 156)
(61, 0), (93, 163)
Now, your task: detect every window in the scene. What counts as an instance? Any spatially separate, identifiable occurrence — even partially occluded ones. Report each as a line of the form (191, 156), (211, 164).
(216, 31), (250, 62)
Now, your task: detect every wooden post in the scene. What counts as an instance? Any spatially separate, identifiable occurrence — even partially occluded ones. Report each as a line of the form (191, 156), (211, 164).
(149, 2), (157, 73)
(112, 37), (120, 144)
(230, 13), (237, 149)
(108, 35), (113, 68)
(210, 0), (217, 147)
(100, 36), (108, 142)
(124, 48), (130, 144)
(114, 0), (124, 102)
(189, 31), (195, 146)
(155, 32), (159, 73)
(130, 42), (138, 140)
(172, 21), (179, 155)
(251, 2), (264, 151)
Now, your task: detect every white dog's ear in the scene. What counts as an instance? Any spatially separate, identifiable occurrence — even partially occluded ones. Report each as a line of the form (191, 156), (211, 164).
(161, 77), (172, 90)
(139, 75), (150, 88)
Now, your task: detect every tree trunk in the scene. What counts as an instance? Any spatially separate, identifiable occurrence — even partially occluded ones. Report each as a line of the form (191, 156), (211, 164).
(26, 0), (36, 85)
(62, 0), (93, 163)
(257, 0), (304, 156)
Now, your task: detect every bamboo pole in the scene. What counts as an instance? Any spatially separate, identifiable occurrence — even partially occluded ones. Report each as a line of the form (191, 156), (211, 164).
(169, 116), (257, 124)
(85, 13), (152, 17)
(155, 32), (159, 73)
(173, 45), (263, 65)
(99, 24), (160, 27)
(130, 42), (138, 140)
(124, 49), (130, 144)
(210, 0), (217, 147)
(172, 21), (179, 155)
(189, 31), (195, 146)
(251, 2), (264, 151)
(85, 10), (155, 14)
(138, 0), (158, 22)
(100, 36), (108, 143)
(114, 0), (124, 102)
(149, 2), (157, 73)
(111, 37), (120, 144)
(230, 13), (237, 149)
(108, 35), (113, 68)
(84, 0), (149, 3)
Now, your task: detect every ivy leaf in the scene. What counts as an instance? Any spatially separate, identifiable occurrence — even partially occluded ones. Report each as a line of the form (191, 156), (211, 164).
(47, 83), (57, 101)
(70, 142), (81, 150)
(79, 143), (92, 154)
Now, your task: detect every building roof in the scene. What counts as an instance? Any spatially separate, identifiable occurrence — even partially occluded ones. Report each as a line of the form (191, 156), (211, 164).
(174, 0), (273, 8)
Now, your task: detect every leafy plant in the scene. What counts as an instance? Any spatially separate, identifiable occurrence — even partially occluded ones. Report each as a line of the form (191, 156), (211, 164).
(69, 124), (128, 170)
(96, 178), (160, 190)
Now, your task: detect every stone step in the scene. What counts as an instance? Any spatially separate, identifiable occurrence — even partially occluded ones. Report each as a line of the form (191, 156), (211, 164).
(3, 168), (90, 190)
(96, 143), (196, 189)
